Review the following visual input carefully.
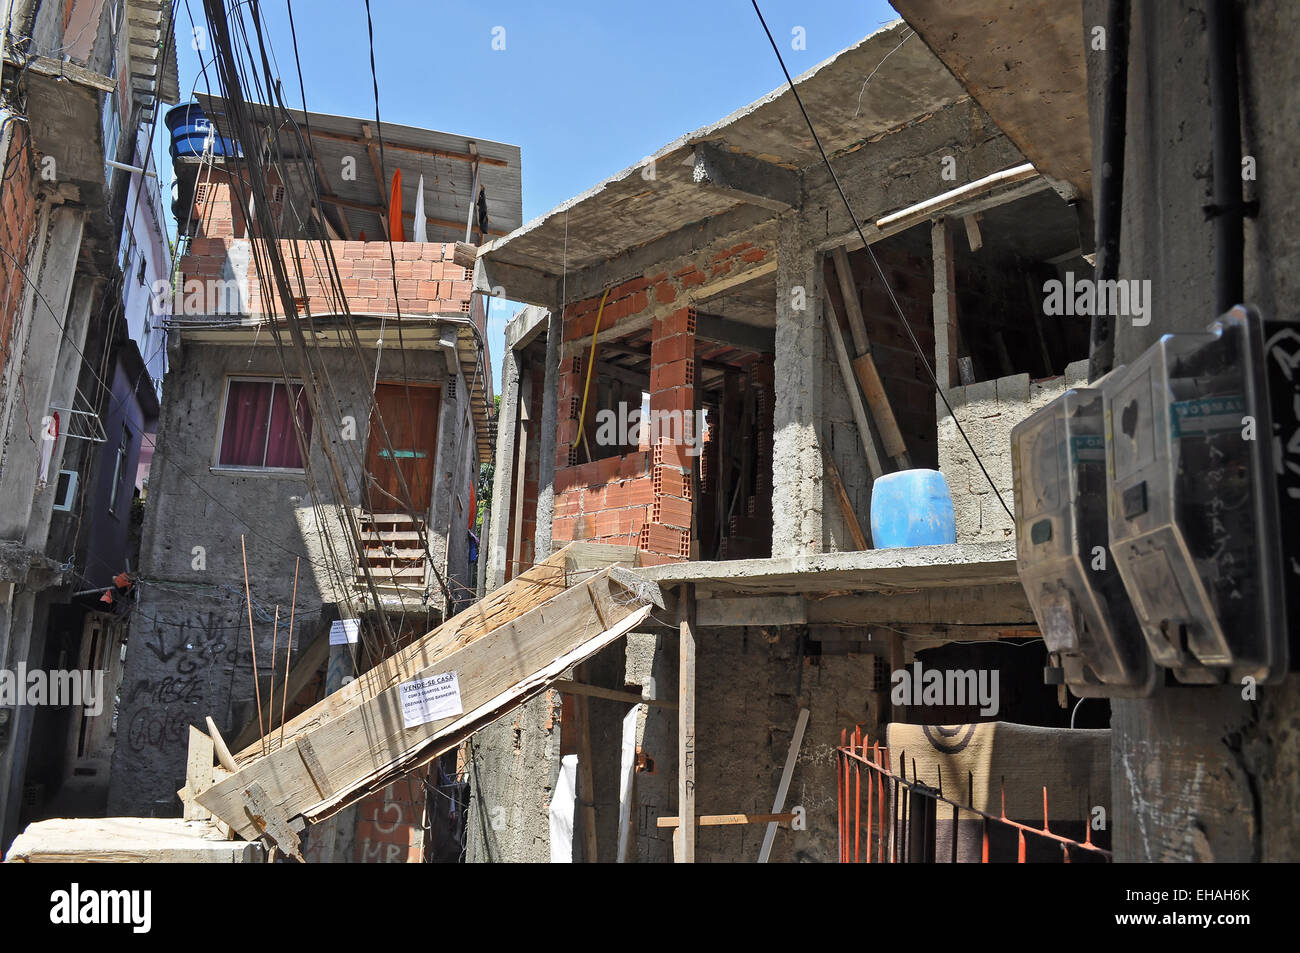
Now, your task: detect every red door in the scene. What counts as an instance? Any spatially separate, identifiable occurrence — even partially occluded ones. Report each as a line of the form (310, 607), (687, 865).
(364, 383), (440, 513)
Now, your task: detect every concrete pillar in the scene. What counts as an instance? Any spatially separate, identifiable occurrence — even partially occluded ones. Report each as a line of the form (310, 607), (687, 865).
(533, 310), (559, 561)
(486, 345), (520, 591)
(770, 214), (827, 556)
(0, 207), (85, 541)
(24, 276), (96, 551)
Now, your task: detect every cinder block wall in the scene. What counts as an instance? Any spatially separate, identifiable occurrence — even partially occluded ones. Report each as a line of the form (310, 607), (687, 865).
(937, 360), (1089, 541)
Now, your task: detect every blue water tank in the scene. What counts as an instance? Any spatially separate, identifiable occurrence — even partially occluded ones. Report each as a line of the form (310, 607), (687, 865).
(165, 102), (240, 160)
(869, 469), (957, 548)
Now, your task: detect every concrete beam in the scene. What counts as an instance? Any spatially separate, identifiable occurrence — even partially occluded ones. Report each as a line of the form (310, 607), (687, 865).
(473, 256), (560, 309)
(505, 305), (550, 351)
(694, 313), (775, 352)
(690, 143), (800, 212)
(697, 595), (807, 627)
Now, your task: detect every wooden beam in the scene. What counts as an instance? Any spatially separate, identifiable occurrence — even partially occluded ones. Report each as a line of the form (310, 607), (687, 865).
(305, 127), (509, 167)
(830, 246), (911, 468)
(677, 583), (696, 863)
(552, 679), (676, 709)
(572, 662), (599, 863)
(205, 717), (238, 773)
(316, 194), (508, 237)
(821, 446), (869, 550)
(758, 708), (809, 862)
(200, 566), (659, 840)
(823, 293), (885, 480)
(657, 812), (796, 828)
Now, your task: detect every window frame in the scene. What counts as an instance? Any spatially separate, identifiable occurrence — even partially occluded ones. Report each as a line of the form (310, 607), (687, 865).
(212, 375), (312, 474)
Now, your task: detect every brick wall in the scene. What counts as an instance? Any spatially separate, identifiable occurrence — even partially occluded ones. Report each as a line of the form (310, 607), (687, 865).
(0, 124), (37, 368)
(352, 778), (425, 863)
(553, 241), (771, 564)
(178, 236), (473, 317)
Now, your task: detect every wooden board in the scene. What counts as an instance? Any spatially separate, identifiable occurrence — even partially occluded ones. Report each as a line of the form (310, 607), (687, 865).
(233, 544), (581, 760)
(4, 818), (263, 863)
(200, 566), (659, 839)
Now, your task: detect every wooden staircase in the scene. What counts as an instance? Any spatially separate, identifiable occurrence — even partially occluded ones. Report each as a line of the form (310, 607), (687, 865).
(356, 512), (428, 588)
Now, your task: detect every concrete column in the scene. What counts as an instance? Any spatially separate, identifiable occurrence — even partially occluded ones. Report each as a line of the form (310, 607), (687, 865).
(0, 207), (85, 541)
(24, 276), (96, 551)
(770, 214), (826, 556)
(486, 345), (520, 592)
(533, 310), (559, 561)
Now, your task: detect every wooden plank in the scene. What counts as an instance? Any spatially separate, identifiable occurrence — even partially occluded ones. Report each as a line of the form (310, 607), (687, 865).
(758, 708), (810, 863)
(831, 246), (910, 467)
(200, 568), (659, 839)
(821, 446), (869, 550)
(509, 369), (531, 581)
(823, 293), (885, 480)
(677, 583), (696, 863)
(552, 680), (676, 708)
(234, 544), (576, 760)
(616, 705), (640, 863)
(183, 726), (215, 821)
(305, 604), (654, 824)
(241, 782), (304, 862)
(295, 737), (332, 799)
(206, 717), (238, 772)
(657, 813), (797, 828)
(5, 818), (264, 863)
(572, 662), (599, 863)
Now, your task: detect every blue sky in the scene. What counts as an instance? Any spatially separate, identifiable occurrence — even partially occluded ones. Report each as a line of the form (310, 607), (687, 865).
(159, 0), (901, 390)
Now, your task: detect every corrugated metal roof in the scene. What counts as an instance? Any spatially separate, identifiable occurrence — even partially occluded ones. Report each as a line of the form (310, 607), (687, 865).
(195, 93), (522, 244)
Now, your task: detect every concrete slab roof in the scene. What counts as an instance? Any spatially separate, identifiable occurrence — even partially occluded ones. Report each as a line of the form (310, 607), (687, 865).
(195, 93), (522, 244)
(891, 0), (1092, 202)
(480, 19), (971, 285)
(635, 540), (1019, 595)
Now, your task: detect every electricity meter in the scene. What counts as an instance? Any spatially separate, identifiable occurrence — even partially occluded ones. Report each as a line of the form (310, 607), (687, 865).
(1103, 305), (1287, 684)
(1012, 383), (1157, 696)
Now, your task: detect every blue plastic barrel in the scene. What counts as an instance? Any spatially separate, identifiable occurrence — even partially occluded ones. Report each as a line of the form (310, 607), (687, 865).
(165, 102), (240, 160)
(869, 469), (957, 548)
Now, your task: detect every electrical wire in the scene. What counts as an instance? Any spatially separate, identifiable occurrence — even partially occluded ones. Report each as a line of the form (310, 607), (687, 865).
(750, 1), (1014, 520)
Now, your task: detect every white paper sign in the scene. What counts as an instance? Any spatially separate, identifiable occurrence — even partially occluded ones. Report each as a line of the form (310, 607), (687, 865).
(399, 671), (464, 728)
(329, 619), (360, 645)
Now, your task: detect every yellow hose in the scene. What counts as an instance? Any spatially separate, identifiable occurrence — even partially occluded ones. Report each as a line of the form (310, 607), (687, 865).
(576, 288), (611, 454)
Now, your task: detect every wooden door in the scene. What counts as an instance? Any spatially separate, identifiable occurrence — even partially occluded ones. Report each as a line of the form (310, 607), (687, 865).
(364, 383), (440, 513)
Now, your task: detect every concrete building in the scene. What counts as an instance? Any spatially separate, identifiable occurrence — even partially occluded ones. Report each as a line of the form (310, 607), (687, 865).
(889, 0), (1300, 862)
(105, 98), (521, 825)
(0, 0), (178, 850)
(470, 20), (1110, 862)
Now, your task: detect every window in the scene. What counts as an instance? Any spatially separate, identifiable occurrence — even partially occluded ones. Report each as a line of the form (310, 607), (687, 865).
(108, 425), (131, 516)
(52, 470), (79, 512)
(217, 378), (312, 470)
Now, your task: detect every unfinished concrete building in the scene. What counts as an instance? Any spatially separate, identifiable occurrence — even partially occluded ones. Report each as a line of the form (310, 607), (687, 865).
(471, 21), (1109, 862)
(106, 100), (520, 832)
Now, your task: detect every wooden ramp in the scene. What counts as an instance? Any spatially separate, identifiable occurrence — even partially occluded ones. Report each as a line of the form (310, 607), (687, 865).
(195, 543), (660, 848)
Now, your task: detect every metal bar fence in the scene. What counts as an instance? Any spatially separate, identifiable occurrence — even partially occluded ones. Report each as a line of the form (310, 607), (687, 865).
(836, 726), (1111, 863)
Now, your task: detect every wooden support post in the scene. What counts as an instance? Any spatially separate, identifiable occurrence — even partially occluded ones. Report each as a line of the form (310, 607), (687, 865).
(510, 369), (531, 580)
(830, 246), (911, 468)
(759, 708), (810, 862)
(931, 218), (959, 392)
(823, 294), (885, 481)
(206, 716), (238, 773)
(821, 446), (869, 550)
(572, 662), (599, 863)
(677, 583), (696, 863)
